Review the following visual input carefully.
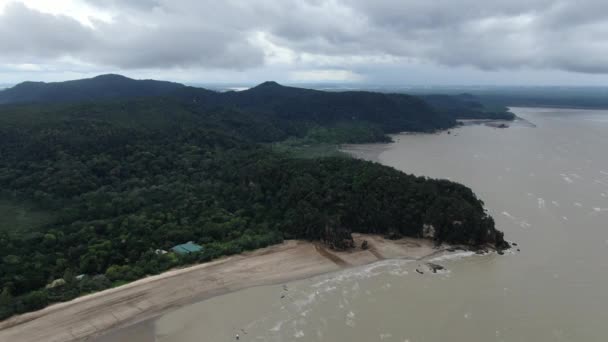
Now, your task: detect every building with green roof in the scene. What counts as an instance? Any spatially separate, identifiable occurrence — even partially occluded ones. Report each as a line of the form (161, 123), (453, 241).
(171, 241), (203, 255)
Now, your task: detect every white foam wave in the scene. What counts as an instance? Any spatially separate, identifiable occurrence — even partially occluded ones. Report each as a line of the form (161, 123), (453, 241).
(502, 211), (515, 219)
(270, 320), (286, 332)
(379, 333), (393, 340)
(311, 259), (412, 289)
(388, 269), (409, 276)
(293, 292), (318, 309)
(323, 286), (337, 293)
(429, 251), (476, 262)
(502, 211), (531, 228)
(345, 311), (356, 327)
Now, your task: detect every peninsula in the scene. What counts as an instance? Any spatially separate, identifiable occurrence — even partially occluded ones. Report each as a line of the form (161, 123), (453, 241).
(0, 75), (511, 325)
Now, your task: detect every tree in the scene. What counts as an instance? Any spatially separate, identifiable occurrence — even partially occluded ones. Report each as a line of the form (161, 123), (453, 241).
(0, 287), (12, 307)
(21, 291), (48, 312)
(63, 268), (75, 284)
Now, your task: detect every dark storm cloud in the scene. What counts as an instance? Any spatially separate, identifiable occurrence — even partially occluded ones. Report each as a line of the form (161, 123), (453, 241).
(2, 0), (608, 74)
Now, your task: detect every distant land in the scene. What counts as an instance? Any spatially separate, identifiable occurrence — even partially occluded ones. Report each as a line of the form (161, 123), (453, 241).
(0, 74), (510, 322)
(202, 83), (608, 110)
(3, 76), (608, 109)
(396, 85), (608, 110)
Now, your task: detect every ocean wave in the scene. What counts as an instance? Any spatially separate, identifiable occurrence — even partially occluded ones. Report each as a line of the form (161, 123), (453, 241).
(429, 251), (477, 262)
(311, 259), (413, 288)
(560, 174), (574, 184)
(270, 320), (286, 332)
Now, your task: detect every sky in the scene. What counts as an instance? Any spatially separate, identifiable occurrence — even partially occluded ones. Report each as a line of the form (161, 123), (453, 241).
(1, 0), (608, 85)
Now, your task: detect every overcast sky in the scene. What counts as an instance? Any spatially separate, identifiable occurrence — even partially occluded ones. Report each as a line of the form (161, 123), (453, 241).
(1, 0), (608, 85)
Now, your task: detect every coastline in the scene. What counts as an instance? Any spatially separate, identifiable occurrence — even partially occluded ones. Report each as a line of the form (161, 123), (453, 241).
(340, 143), (387, 163)
(0, 234), (457, 342)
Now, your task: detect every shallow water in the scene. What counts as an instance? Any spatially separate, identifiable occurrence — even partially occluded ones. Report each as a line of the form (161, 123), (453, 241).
(102, 107), (608, 341)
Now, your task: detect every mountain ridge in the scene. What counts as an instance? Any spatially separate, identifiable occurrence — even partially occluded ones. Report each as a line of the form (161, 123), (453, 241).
(0, 74), (186, 104)
(0, 74), (514, 125)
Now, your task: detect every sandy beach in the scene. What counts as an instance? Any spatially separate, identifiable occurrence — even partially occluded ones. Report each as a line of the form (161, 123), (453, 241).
(0, 234), (448, 342)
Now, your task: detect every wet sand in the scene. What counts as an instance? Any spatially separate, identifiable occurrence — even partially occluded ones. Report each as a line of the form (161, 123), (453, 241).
(0, 234), (448, 342)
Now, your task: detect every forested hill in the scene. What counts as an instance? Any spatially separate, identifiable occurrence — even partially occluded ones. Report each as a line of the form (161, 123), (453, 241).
(0, 74), (185, 104)
(0, 74), (453, 132)
(0, 76), (510, 319)
(200, 81), (442, 128)
(0, 74), (513, 132)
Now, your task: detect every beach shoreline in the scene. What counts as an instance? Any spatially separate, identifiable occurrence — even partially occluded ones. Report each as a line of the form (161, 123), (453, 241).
(0, 234), (457, 342)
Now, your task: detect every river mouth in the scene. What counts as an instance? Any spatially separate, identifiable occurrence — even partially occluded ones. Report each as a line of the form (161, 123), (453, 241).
(101, 107), (608, 342)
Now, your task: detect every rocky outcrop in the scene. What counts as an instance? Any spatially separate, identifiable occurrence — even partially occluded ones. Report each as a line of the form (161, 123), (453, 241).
(322, 222), (355, 250)
(416, 263), (447, 274)
(422, 224), (436, 239)
(45, 279), (66, 289)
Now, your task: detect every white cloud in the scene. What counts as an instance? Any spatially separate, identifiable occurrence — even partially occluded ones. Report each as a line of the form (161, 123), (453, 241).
(5, 63), (43, 71)
(251, 31), (298, 65)
(1, 0), (608, 83)
(0, 0), (112, 25)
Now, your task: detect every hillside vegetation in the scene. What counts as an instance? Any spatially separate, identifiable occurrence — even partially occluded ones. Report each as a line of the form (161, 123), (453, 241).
(0, 76), (509, 319)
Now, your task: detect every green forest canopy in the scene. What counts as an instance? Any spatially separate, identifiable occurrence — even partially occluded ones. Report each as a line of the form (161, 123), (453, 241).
(0, 76), (511, 319)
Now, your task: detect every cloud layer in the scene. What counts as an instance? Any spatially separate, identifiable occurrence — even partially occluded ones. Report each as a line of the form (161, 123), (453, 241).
(1, 0), (608, 81)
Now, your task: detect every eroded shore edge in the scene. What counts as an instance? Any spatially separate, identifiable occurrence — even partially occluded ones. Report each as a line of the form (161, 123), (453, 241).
(0, 234), (480, 342)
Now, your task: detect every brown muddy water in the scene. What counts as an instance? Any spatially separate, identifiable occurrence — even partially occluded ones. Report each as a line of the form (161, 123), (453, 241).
(99, 107), (608, 341)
